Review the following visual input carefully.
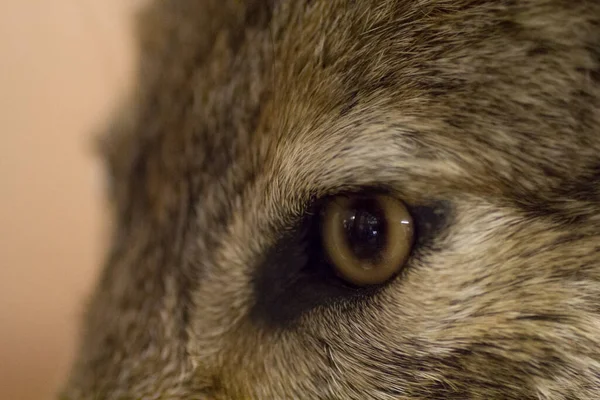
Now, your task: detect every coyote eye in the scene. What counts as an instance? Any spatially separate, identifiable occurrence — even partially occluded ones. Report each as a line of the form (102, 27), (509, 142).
(321, 194), (414, 286)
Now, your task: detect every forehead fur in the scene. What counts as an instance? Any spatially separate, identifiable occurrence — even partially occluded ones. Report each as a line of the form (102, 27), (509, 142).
(104, 0), (600, 224)
(65, 0), (600, 399)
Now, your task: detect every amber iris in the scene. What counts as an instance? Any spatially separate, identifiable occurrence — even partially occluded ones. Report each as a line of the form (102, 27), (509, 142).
(321, 194), (414, 286)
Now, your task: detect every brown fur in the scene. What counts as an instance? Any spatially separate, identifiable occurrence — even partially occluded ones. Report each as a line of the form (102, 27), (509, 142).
(62, 0), (600, 399)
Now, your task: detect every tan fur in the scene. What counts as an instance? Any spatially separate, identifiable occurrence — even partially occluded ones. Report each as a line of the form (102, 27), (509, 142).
(62, 0), (600, 399)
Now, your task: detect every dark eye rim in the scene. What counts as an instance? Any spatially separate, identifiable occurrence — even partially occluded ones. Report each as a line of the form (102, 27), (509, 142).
(249, 187), (451, 328)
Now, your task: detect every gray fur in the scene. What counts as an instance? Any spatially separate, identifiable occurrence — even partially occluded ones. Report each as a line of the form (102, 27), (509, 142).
(62, 0), (600, 399)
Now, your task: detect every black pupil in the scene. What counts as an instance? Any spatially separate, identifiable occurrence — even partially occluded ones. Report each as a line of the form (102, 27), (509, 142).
(342, 199), (387, 261)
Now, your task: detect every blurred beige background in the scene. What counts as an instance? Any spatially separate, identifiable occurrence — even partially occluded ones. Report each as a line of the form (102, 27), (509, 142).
(0, 1), (139, 398)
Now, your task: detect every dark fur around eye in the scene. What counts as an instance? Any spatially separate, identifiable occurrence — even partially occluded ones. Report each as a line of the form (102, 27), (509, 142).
(409, 201), (453, 249)
(249, 198), (453, 329)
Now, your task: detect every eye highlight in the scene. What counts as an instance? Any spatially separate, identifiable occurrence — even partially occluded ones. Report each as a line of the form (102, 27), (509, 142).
(321, 194), (414, 286)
